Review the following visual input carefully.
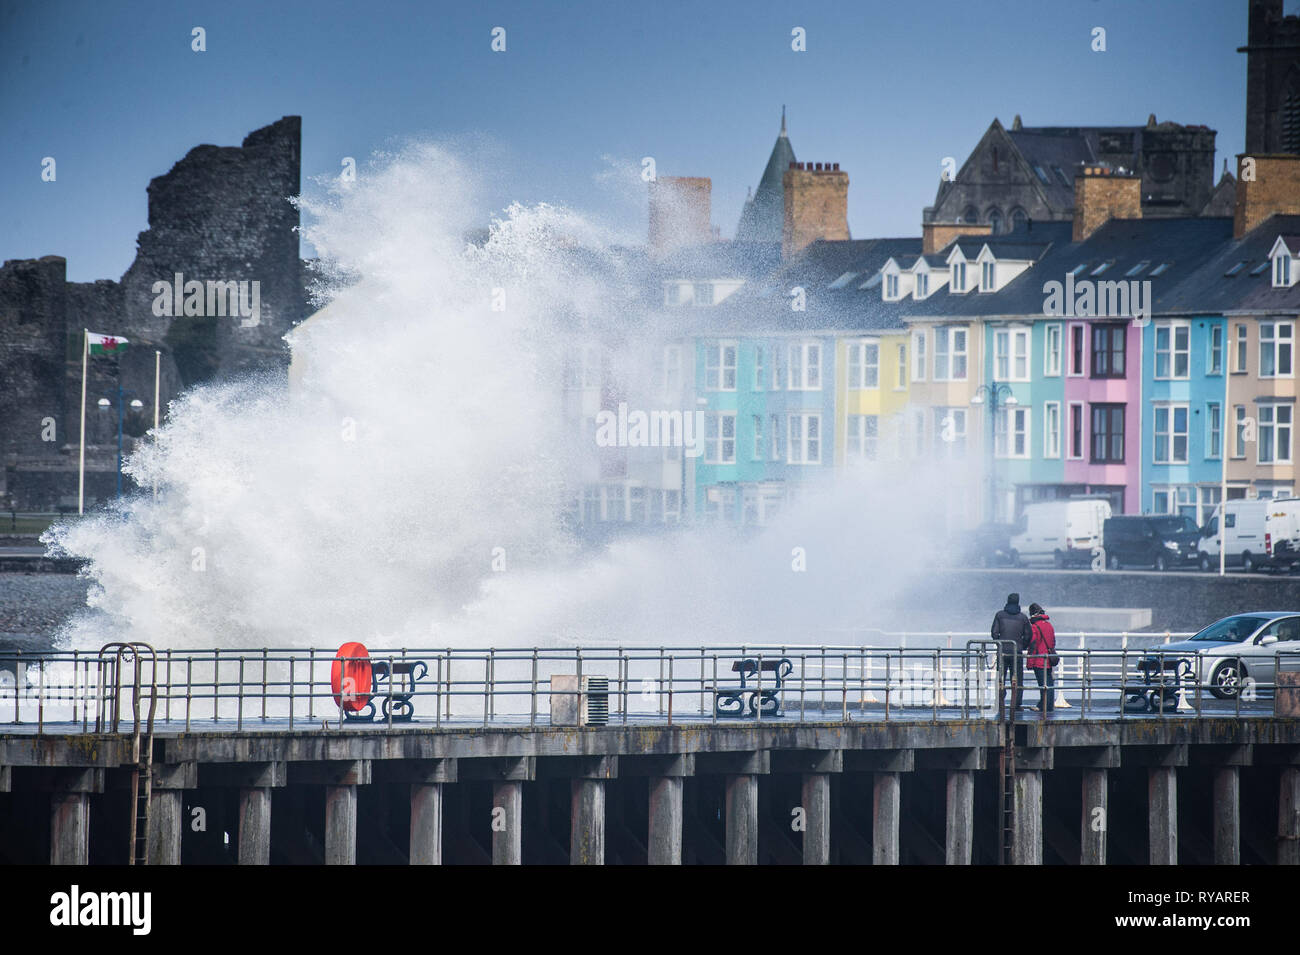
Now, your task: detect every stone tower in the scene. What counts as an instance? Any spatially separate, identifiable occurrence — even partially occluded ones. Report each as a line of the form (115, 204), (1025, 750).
(1239, 0), (1300, 156)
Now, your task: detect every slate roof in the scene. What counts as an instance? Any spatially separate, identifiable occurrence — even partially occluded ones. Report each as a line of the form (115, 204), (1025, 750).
(1158, 215), (1300, 315)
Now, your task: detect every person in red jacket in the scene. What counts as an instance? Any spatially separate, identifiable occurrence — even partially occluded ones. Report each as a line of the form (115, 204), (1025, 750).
(1027, 603), (1056, 713)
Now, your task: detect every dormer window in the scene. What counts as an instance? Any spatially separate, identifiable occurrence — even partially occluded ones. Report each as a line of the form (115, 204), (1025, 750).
(1276, 254), (1293, 288)
(664, 283), (682, 306)
(951, 261), (967, 292)
(980, 261), (995, 291)
(886, 273), (899, 299)
(917, 273), (929, 297)
(1268, 237), (1298, 288)
(694, 283), (714, 306)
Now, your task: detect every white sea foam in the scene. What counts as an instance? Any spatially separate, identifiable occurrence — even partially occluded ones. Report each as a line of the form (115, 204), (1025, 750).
(43, 144), (968, 652)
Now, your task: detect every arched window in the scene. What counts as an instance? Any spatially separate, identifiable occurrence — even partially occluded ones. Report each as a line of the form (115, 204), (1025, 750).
(987, 208), (1003, 235)
(962, 206), (979, 225)
(1010, 208), (1028, 233)
(1282, 70), (1300, 154)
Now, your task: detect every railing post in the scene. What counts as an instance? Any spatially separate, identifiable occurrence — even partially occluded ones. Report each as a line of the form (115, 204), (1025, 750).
(261, 648), (268, 721)
(237, 655), (245, 731)
(288, 656), (295, 730)
(530, 649), (538, 727)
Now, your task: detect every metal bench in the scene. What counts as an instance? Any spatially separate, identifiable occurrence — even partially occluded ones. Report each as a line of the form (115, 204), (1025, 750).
(1122, 656), (1191, 713)
(344, 659), (428, 722)
(714, 658), (793, 718)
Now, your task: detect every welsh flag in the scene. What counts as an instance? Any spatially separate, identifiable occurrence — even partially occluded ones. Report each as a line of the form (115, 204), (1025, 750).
(87, 331), (129, 356)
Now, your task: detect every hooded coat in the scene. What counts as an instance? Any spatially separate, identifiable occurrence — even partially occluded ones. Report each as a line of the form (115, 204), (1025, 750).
(991, 600), (1031, 653)
(1028, 612), (1056, 670)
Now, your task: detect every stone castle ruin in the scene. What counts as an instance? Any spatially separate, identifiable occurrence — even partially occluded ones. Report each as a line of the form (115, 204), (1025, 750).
(0, 117), (307, 509)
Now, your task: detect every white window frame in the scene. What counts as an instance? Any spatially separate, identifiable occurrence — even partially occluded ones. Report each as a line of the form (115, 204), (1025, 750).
(753, 344), (765, 391)
(1233, 405), (1248, 458)
(1153, 403), (1189, 465)
(845, 414), (877, 462)
(1258, 404), (1293, 465)
(896, 343), (907, 390)
(1260, 321), (1294, 379)
(694, 282), (714, 306)
(951, 261), (966, 293)
(1234, 324), (1248, 373)
(788, 341), (822, 391)
(994, 406), (1030, 459)
(934, 326), (968, 381)
(769, 413), (781, 461)
(1154, 320), (1190, 380)
(705, 341), (737, 392)
(1044, 323), (1062, 377)
(771, 343), (784, 390)
(787, 412), (822, 465)
(912, 330), (927, 381)
(1043, 401), (1061, 458)
(980, 260), (995, 292)
(1208, 324), (1223, 376)
(1276, 254), (1293, 288)
(916, 272), (929, 298)
(885, 273), (900, 299)
(752, 415), (763, 461)
(704, 412), (736, 464)
(1067, 401), (1086, 460)
(847, 340), (880, 390)
(1207, 402), (1222, 460)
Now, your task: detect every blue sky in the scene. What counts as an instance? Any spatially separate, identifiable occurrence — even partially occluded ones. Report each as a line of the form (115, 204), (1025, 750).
(0, 0), (1282, 281)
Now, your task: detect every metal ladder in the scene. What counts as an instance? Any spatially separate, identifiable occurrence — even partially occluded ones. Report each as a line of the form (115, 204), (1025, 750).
(967, 638), (1018, 864)
(96, 642), (158, 865)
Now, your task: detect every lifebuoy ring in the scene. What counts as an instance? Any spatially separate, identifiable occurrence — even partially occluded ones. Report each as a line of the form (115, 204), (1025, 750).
(331, 642), (373, 712)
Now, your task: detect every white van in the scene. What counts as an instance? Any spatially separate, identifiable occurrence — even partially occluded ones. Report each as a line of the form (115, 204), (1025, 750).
(1010, 498), (1112, 568)
(1264, 498), (1300, 569)
(1198, 499), (1269, 572)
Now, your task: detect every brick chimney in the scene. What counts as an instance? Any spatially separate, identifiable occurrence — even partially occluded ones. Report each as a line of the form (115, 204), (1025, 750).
(648, 176), (712, 256)
(1233, 154), (1300, 238)
(782, 161), (849, 258)
(1072, 165), (1141, 242)
(922, 221), (993, 255)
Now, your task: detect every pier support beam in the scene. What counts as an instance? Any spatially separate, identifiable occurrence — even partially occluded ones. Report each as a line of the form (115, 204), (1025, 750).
(238, 787), (272, 865)
(1012, 771), (1043, 865)
(289, 760), (371, 866)
(630, 755), (693, 865)
(1214, 767), (1241, 865)
(374, 758), (458, 865)
(460, 757), (535, 865)
(1281, 767), (1300, 866)
(1058, 746), (1118, 865)
(802, 773), (831, 865)
(46, 768), (103, 866)
(1082, 770), (1108, 865)
(568, 756), (617, 865)
(1148, 767), (1178, 865)
(147, 762), (196, 865)
(945, 771), (974, 865)
(725, 775), (758, 865)
(773, 749), (842, 865)
(697, 751), (768, 865)
(872, 773), (901, 865)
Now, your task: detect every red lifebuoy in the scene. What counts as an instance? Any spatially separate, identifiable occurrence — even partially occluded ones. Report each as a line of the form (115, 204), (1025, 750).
(331, 642), (373, 712)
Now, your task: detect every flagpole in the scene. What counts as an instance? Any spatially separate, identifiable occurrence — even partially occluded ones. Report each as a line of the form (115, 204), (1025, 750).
(153, 349), (161, 500)
(78, 328), (88, 515)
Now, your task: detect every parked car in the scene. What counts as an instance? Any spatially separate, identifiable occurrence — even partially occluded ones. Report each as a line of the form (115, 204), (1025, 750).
(1009, 498), (1111, 568)
(1264, 498), (1300, 571)
(1142, 612), (1300, 699)
(1102, 515), (1199, 571)
(956, 522), (1021, 567)
(1198, 499), (1269, 572)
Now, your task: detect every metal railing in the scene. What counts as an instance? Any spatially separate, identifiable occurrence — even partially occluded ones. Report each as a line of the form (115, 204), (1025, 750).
(1, 634), (1298, 734)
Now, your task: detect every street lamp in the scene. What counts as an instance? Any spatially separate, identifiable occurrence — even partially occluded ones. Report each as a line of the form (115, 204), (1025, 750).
(970, 383), (1018, 523)
(97, 388), (145, 499)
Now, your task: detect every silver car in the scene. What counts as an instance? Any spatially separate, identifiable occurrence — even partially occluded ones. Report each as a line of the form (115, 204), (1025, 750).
(1143, 612), (1300, 699)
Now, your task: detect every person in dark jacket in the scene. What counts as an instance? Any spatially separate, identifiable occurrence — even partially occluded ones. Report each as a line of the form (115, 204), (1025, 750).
(1027, 602), (1057, 713)
(990, 592), (1030, 709)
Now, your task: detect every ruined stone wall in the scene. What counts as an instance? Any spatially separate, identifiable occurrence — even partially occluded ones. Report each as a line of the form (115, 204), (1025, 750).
(120, 116), (305, 387)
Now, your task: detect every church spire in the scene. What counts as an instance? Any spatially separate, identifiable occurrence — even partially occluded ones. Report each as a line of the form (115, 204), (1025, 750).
(781, 105), (787, 136)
